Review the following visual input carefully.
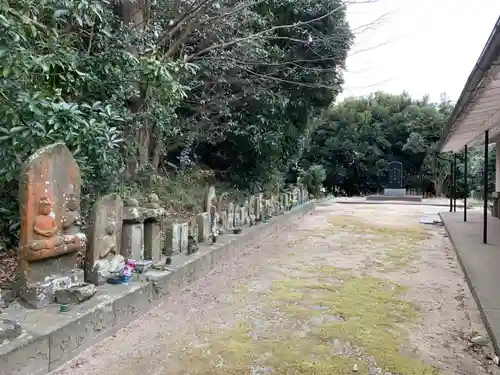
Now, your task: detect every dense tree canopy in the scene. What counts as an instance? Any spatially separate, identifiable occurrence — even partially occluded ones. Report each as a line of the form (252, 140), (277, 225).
(301, 92), (460, 196)
(0, 0), (356, 249)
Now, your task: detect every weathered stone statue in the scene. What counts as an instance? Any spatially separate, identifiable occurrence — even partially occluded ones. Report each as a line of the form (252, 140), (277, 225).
(233, 206), (242, 233)
(248, 196), (256, 226)
(143, 193), (166, 262)
(187, 217), (199, 255)
(210, 205), (219, 243)
(87, 193), (125, 285)
(216, 192), (229, 234)
(254, 195), (262, 222)
(145, 193), (161, 209)
(121, 198), (144, 260)
(204, 186), (217, 213)
(19, 143), (87, 308)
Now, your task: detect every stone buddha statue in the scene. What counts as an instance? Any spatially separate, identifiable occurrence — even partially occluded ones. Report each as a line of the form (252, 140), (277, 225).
(92, 222), (125, 284)
(61, 193), (86, 246)
(99, 224), (117, 259)
(29, 196), (64, 252)
(27, 196), (82, 261)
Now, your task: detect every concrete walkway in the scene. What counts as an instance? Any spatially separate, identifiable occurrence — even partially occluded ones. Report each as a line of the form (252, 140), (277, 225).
(440, 211), (500, 356)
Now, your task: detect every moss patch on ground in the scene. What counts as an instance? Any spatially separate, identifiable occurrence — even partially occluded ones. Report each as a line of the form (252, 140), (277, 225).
(274, 266), (440, 374)
(171, 265), (440, 375)
(327, 215), (430, 271)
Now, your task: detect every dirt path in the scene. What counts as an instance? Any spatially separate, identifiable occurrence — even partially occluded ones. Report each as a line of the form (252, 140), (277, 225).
(52, 201), (500, 375)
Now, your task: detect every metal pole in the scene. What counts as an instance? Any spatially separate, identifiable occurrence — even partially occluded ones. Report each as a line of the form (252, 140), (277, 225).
(464, 145), (468, 222)
(453, 153), (457, 212)
(483, 130), (489, 244)
(449, 159), (453, 212)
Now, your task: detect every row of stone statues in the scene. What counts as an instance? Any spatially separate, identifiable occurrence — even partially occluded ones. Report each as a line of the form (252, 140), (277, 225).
(17, 142), (308, 309)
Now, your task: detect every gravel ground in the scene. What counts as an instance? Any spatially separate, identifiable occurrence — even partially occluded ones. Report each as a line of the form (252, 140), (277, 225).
(51, 200), (500, 375)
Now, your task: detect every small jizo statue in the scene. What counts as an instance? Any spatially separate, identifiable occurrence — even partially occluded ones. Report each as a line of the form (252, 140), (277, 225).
(187, 218), (199, 255)
(210, 205), (219, 244)
(100, 223), (117, 258)
(93, 222), (125, 284)
(145, 193), (161, 209)
(233, 207), (243, 234)
(61, 193), (84, 237)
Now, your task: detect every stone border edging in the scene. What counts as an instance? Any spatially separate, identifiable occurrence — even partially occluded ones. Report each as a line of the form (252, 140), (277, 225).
(1, 201), (316, 375)
(336, 200), (467, 208)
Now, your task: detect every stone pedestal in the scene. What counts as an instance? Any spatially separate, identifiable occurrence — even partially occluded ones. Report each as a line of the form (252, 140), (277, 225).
(143, 200), (166, 262)
(204, 186), (217, 226)
(180, 222), (189, 253)
(384, 188), (405, 196)
(492, 192), (500, 218)
(281, 193), (288, 211)
(121, 199), (144, 260)
(21, 269), (85, 309)
(164, 223), (181, 257)
(241, 203), (248, 225)
(144, 221), (162, 260)
(227, 203), (235, 230)
(254, 196), (262, 219)
(196, 213), (210, 242)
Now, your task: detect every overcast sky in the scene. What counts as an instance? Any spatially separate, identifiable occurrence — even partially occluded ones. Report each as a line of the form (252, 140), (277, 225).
(339, 0), (500, 103)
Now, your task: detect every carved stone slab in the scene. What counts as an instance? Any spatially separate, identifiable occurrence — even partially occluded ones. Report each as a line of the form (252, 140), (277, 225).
(18, 143), (85, 308)
(86, 193), (123, 284)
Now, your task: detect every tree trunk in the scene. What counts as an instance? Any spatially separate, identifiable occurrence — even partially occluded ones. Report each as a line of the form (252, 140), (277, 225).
(114, 0), (150, 179)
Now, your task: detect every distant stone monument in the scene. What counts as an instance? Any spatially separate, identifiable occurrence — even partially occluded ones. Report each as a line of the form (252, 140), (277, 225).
(384, 161), (404, 196)
(18, 143), (88, 308)
(367, 160), (422, 202)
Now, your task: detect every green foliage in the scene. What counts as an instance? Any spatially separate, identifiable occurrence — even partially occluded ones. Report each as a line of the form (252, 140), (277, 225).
(0, 0), (189, 248)
(0, 0), (353, 251)
(301, 164), (326, 196)
(301, 92), (454, 195)
(178, 0), (353, 190)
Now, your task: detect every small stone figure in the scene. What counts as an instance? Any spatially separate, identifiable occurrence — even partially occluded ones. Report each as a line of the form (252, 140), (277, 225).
(233, 210), (243, 234)
(187, 219), (199, 255)
(248, 212), (256, 226)
(92, 223), (125, 284)
(61, 194), (85, 236)
(145, 193), (161, 209)
(27, 196), (84, 260)
(86, 193), (125, 285)
(210, 205), (219, 243)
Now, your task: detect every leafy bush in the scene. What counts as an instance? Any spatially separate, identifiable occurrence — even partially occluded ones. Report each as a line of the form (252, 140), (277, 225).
(301, 165), (326, 197)
(0, 0), (189, 250)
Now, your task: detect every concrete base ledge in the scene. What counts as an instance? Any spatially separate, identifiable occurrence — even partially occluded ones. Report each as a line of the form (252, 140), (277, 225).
(336, 199), (465, 208)
(0, 201), (316, 375)
(366, 195), (423, 202)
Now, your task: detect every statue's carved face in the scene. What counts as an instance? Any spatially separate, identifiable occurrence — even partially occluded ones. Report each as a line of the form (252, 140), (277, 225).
(39, 196), (53, 215)
(105, 223), (116, 235)
(147, 193), (159, 203)
(66, 194), (79, 211)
